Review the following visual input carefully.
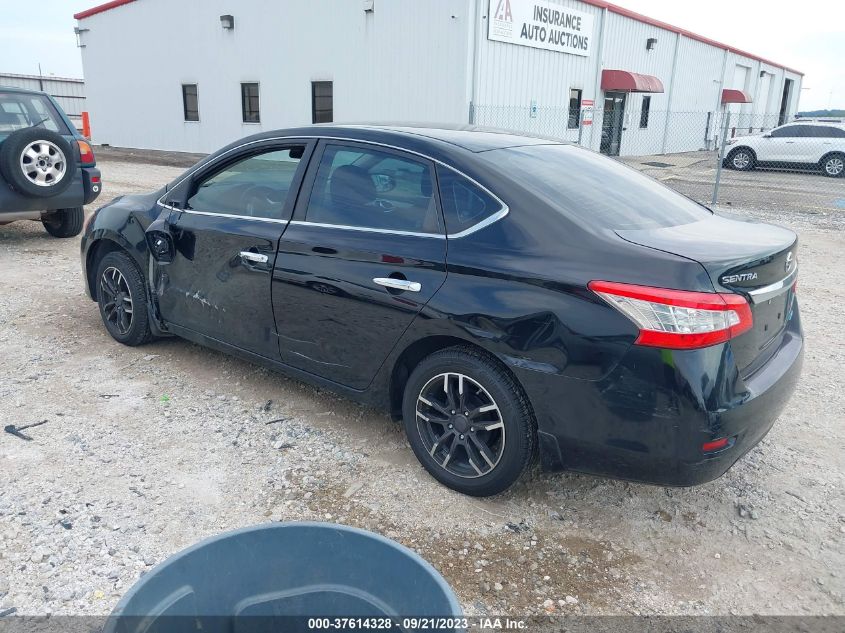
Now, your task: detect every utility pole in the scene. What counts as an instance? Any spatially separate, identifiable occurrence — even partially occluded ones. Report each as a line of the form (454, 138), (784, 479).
(37, 63), (44, 91)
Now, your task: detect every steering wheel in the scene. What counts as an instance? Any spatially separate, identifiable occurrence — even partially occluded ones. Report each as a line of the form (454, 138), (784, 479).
(241, 185), (285, 217)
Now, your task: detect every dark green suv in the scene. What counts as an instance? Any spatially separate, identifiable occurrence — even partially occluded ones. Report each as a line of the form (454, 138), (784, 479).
(0, 86), (101, 237)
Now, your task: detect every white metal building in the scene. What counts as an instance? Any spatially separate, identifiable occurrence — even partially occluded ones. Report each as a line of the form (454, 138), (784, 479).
(75, 0), (803, 156)
(0, 72), (86, 131)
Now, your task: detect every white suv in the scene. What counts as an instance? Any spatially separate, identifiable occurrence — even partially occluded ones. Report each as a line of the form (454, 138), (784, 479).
(724, 121), (845, 177)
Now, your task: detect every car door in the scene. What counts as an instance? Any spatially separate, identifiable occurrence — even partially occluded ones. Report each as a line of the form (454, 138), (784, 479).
(809, 125), (844, 163)
(272, 140), (447, 389)
(151, 140), (314, 359)
(766, 124), (814, 163)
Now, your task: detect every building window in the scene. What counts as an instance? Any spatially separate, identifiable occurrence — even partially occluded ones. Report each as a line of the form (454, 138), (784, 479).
(182, 84), (199, 121)
(241, 82), (260, 123)
(567, 89), (582, 129)
(639, 96), (651, 129)
(312, 81), (333, 124)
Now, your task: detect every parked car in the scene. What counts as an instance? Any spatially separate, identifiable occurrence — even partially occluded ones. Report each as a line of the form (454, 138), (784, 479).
(81, 125), (803, 496)
(0, 86), (101, 237)
(724, 121), (845, 177)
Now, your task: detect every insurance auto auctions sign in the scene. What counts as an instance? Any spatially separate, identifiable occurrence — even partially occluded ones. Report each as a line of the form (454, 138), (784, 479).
(488, 0), (594, 57)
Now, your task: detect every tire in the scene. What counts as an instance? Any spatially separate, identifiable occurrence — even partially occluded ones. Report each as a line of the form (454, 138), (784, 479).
(727, 147), (755, 171)
(42, 207), (84, 238)
(402, 346), (535, 496)
(820, 153), (844, 178)
(95, 251), (154, 346)
(0, 128), (76, 197)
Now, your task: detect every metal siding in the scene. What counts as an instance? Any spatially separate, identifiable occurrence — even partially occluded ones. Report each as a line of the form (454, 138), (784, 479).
(76, 0), (804, 155)
(473, 0), (602, 142)
(79, 0), (471, 153)
(600, 12), (677, 155)
(0, 73), (86, 125)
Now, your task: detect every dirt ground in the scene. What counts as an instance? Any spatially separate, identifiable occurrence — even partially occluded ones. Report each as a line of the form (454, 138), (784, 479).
(0, 154), (843, 617)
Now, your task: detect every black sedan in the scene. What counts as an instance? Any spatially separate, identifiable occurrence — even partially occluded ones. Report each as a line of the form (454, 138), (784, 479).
(81, 125), (803, 496)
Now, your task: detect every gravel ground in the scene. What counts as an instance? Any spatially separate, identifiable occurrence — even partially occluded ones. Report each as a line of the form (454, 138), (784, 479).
(0, 154), (843, 618)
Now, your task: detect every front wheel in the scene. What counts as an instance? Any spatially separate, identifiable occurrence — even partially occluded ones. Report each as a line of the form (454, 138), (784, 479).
(42, 207), (84, 238)
(727, 147), (755, 171)
(821, 153), (844, 178)
(402, 347), (535, 496)
(95, 251), (154, 346)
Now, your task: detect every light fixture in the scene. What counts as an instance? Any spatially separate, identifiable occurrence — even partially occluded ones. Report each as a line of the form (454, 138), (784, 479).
(759, 70), (766, 77)
(363, 0), (374, 11)
(220, 14), (234, 30)
(646, 37), (657, 51)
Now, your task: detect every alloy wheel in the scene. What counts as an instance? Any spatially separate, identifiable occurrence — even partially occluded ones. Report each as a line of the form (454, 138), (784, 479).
(732, 151), (751, 170)
(19, 140), (66, 186)
(416, 372), (505, 479)
(825, 156), (844, 176)
(100, 267), (134, 335)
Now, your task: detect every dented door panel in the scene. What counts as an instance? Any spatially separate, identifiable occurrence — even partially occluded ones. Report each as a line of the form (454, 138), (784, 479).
(155, 211), (285, 359)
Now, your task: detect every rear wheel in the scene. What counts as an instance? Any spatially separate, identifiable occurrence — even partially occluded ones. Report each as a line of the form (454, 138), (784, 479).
(821, 153), (844, 178)
(95, 251), (153, 346)
(727, 147), (755, 171)
(402, 347), (535, 496)
(42, 207), (84, 238)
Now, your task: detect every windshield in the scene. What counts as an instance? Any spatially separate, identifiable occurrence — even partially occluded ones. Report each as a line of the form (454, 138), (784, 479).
(0, 91), (69, 137)
(482, 144), (713, 230)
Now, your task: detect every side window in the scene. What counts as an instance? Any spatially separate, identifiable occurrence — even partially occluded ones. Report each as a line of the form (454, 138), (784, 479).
(639, 96), (651, 129)
(436, 167), (503, 235)
(305, 144), (441, 234)
(182, 84), (199, 121)
(809, 126), (844, 138)
(770, 125), (797, 138)
(186, 146), (304, 219)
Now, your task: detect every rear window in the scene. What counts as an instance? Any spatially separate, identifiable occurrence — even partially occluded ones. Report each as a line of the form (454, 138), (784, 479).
(483, 144), (712, 230)
(0, 92), (68, 136)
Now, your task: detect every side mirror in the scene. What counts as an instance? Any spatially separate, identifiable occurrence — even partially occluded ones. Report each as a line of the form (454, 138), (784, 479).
(371, 173), (396, 194)
(763, 133), (772, 138)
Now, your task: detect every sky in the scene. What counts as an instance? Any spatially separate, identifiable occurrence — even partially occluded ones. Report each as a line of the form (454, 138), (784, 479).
(1, 0), (843, 111)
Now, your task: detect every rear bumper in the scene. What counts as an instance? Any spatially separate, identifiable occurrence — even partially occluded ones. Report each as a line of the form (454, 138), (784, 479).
(81, 167), (101, 205)
(524, 305), (803, 486)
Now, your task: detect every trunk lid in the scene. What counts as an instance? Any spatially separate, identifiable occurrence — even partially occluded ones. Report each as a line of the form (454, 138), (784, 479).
(616, 213), (798, 375)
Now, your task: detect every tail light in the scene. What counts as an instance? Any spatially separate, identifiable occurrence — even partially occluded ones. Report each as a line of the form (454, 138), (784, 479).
(588, 280), (753, 350)
(77, 140), (95, 165)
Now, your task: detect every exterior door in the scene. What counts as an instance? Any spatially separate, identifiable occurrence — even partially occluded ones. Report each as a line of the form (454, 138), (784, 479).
(600, 92), (626, 156)
(272, 141), (447, 390)
(154, 141), (313, 359)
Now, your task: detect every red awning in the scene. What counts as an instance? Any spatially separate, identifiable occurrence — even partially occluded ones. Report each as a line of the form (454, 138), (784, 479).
(721, 89), (752, 104)
(601, 70), (664, 93)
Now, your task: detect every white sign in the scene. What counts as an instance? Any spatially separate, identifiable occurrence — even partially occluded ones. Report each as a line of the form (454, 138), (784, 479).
(488, 0), (594, 57)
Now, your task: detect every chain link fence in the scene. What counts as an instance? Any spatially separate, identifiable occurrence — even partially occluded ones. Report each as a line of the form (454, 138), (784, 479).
(471, 104), (845, 207)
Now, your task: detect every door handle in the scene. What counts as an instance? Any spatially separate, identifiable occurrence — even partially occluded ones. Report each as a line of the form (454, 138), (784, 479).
(373, 277), (421, 292)
(240, 251), (269, 264)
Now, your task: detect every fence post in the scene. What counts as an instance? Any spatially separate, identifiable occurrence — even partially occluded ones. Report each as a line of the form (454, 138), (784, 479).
(577, 109), (584, 146)
(712, 110), (730, 205)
